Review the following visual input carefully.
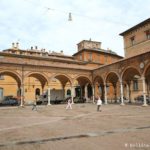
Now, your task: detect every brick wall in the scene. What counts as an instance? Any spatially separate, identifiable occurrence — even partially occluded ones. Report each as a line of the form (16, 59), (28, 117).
(123, 23), (150, 57)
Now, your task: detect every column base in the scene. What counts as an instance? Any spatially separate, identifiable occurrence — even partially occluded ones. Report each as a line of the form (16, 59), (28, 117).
(142, 103), (148, 107)
(47, 103), (51, 106)
(120, 103), (125, 106)
(19, 105), (25, 108)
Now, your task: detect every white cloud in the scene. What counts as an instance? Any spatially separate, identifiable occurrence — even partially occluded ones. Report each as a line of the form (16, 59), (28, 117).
(0, 0), (150, 56)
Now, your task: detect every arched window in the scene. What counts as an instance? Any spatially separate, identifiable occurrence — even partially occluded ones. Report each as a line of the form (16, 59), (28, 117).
(35, 88), (40, 96)
(130, 36), (135, 46)
(145, 30), (150, 40)
(67, 89), (71, 96)
(133, 80), (138, 91)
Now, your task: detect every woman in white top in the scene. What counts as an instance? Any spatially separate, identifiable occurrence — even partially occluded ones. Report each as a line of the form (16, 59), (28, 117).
(97, 96), (102, 111)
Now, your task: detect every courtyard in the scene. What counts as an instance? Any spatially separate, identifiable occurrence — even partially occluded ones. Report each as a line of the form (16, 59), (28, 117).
(0, 103), (150, 150)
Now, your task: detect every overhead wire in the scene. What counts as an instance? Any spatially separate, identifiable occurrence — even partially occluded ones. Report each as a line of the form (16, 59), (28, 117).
(23, 0), (131, 27)
(45, 7), (130, 26)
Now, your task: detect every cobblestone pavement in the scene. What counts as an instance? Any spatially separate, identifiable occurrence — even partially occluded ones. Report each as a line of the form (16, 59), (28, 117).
(0, 103), (150, 150)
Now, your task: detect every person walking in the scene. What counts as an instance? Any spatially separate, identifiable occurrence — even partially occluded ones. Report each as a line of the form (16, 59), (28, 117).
(32, 95), (38, 111)
(97, 96), (102, 111)
(32, 101), (37, 111)
(66, 98), (72, 109)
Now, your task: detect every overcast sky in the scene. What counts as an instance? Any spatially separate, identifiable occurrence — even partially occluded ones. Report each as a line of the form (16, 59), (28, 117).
(0, 0), (150, 57)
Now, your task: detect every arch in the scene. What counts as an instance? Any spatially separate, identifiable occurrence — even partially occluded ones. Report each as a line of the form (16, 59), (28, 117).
(94, 75), (105, 99)
(121, 66), (142, 104)
(25, 72), (49, 87)
(50, 73), (72, 86)
(121, 66), (141, 82)
(0, 70), (21, 87)
(104, 71), (120, 103)
(94, 75), (104, 85)
(143, 63), (150, 78)
(105, 71), (120, 84)
(73, 75), (92, 101)
(74, 75), (92, 86)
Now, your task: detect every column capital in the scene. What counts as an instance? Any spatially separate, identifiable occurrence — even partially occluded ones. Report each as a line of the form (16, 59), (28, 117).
(141, 76), (145, 80)
(47, 83), (51, 87)
(104, 83), (108, 87)
(119, 77), (123, 83)
(85, 84), (88, 88)
(120, 81), (123, 84)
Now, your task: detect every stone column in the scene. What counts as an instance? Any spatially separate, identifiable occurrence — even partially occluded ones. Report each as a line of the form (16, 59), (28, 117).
(80, 86), (83, 98)
(20, 83), (24, 107)
(92, 85), (95, 103)
(120, 80), (124, 105)
(104, 83), (108, 104)
(127, 83), (132, 103)
(47, 86), (51, 105)
(142, 76), (148, 106)
(71, 86), (74, 104)
(62, 85), (65, 100)
(126, 84), (130, 102)
(129, 82), (132, 103)
(42, 87), (44, 95)
(20, 66), (24, 107)
(113, 84), (117, 103)
(84, 84), (88, 102)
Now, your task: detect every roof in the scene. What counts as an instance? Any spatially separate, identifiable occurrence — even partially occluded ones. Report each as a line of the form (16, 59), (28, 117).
(120, 18), (150, 36)
(77, 40), (101, 45)
(72, 48), (123, 58)
(0, 51), (88, 66)
(94, 50), (150, 71)
(3, 48), (73, 59)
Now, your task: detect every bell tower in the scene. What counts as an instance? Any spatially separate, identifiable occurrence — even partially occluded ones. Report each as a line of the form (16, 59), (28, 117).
(77, 40), (101, 51)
